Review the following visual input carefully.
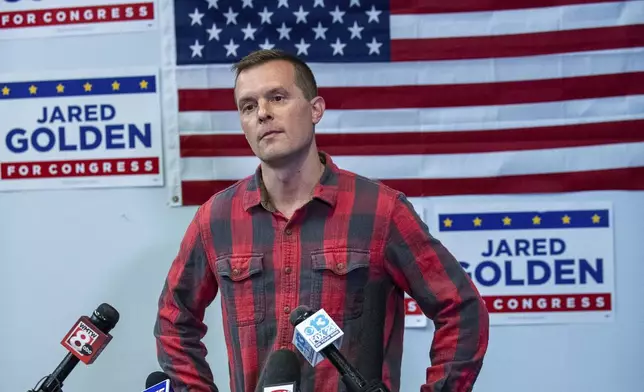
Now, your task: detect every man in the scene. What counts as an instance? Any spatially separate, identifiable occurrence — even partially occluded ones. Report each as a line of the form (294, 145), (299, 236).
(154, 49), (489, 392)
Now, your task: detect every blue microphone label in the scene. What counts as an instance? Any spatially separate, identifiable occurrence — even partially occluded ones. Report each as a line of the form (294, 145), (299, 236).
(143, 380), (172, 392)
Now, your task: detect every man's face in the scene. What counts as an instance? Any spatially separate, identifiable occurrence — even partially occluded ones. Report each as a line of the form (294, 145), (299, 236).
(234, 60), (324, 165)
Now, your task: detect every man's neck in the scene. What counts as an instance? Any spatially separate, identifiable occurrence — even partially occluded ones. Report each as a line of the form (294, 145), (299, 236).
(261, 147), (324, 217)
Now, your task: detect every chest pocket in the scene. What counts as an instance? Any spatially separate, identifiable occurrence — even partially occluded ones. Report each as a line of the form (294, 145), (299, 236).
(214, 254), (265, 327)
(310, 249), (370, 321)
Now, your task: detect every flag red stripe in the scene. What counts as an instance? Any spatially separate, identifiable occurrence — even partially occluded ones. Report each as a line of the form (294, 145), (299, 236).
(390, 25), (644, 62)
(179, 167), (644, 205)
(179, 119), (644, 157)
(179, 71), (644, 111)
(390, 0), (621, 14)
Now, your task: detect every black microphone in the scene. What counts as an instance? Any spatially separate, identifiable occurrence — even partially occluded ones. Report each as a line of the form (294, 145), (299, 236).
(28, 303), (120, 392)
(146, 371), (170, 388)
(144, 371), (174, 392)
(289, 305), (390, 392)
(254, 348), (301, 392)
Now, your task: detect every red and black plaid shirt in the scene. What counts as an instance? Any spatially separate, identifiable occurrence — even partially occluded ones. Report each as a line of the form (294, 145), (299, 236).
(154, 152), (489, 392)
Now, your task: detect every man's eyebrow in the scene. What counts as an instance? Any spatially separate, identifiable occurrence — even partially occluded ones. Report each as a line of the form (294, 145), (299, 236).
(267, 87), (289, 95)
(237, 87), (290, 106)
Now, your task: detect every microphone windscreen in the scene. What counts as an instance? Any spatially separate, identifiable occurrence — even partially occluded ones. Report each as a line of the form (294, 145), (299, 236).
(289, 305), (312, 326)
(256, 349), (301, 392)
(146, 371), (169, 388)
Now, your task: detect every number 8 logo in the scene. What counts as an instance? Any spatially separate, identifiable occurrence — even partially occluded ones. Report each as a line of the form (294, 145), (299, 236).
(69, 329), (92, 351)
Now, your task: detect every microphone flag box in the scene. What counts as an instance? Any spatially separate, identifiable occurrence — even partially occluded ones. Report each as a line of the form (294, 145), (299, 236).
(263, 383), (295, 392)
(143, 380), (172, 392)
(292, 309), (344, 367)
(60, 315), (112, 364)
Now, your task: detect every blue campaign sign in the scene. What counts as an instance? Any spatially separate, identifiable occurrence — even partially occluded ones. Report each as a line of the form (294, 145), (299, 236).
(431, 201), (615, 326)
(0, 67), (164, 192)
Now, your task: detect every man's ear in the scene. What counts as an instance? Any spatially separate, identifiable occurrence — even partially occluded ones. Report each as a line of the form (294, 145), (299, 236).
(310, 96), (326, 125)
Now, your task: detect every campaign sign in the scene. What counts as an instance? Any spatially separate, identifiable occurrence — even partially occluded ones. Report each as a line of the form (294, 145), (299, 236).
(0, 0), (156, 40)
(0, 67), (164, 191)
(431, 201), (614, 325)
(404, 293), (427, 328)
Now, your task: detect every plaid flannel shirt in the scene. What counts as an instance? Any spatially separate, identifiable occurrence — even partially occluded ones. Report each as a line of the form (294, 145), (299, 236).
(154, 152), (489, 392)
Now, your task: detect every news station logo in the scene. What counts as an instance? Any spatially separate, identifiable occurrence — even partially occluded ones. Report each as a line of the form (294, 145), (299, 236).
(61, 316), (112, 364)
(263, 385), (294, 392)
(143, 380), (172, 392)
(303, 312), (341, 350)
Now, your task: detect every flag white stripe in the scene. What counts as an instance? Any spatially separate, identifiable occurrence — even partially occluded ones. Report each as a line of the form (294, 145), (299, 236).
(178, 95), (644, 134)
(180, 142), (644, 181)
(175, 48), (644, 89)
(390, 1), (644, 39)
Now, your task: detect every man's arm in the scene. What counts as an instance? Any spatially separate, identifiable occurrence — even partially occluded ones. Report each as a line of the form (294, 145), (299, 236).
(383, 193), (489, 392)
(154, 205), (219, 392)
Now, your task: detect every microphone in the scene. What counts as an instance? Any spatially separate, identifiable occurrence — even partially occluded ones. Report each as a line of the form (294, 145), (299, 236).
(144, 371), (173, 392)
(255, 349), (301, 392)
(28, 303), (120, 392)
(289, 305), (390, 392)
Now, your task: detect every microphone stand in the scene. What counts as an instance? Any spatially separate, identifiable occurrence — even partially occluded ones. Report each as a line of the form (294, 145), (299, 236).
(359, 380), (391, 392)
(27, 352), (80, 392)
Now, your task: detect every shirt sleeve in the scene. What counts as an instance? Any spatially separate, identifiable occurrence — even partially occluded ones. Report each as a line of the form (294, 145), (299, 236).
(383, 193), (489, 392)
(154, 205), (220, 392)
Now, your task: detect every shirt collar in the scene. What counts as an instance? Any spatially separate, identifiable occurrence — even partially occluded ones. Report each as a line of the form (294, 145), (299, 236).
(242, 151), (339, 212)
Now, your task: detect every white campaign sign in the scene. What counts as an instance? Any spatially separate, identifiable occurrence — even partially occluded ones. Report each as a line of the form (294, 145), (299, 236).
(404, 293), (427, 328)
(429, 201), (615, 325)
(0, 67), (164, 191)
(0, 0), (156, 40)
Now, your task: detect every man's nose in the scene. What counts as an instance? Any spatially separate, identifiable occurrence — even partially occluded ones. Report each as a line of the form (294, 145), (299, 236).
(257, 101), (273, 122)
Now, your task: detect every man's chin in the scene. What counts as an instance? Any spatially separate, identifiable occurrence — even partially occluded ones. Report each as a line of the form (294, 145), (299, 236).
(258, 148), (301, 168)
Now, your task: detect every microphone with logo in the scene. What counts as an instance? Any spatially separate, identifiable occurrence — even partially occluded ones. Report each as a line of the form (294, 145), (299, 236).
(254, 348), (302, 392)
(289, 305), (390, 392)
(27, 303), (120, 392)
(143, 371), (173, 392)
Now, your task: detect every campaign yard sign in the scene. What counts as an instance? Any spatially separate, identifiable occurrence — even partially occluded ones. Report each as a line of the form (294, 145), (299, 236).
(431, 201), (614, 325)
(404, 292), (427, 328)
(0, 67), (164, 191)
(0, 0), (156, 40)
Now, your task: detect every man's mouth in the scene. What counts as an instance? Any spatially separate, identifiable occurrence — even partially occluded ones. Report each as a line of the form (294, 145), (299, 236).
(260, 130), (282, 140)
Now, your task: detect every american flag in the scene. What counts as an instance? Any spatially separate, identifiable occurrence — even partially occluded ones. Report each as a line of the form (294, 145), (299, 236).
(161, 0), (644, 206)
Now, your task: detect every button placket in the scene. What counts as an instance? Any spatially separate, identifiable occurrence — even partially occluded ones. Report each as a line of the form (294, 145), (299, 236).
(279, 225), (297, 347)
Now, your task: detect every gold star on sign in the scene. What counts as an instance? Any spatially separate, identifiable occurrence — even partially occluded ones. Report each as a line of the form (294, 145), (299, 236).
(443, 218), (453, 228)
(139, 79), (149, 89)
(112, 81), (120, 91)
(29, 85), (37, 95)
(56, 83), (64, 93)
(502, 216), (512, 226)
(591, 214), (601, 224)
(1, 86), (9, 96)
(473, 217), (482, 227)
(83, 82), (92, 92)
(532, 215), (541, 225)
(562, 215), (571, 224)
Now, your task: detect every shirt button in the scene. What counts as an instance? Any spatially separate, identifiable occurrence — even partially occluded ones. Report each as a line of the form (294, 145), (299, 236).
(285, 267), (292, 274)
(232, 268), (240, 276)
(285, 228), (292, 235)
(336, 263), (345, 272)
(284, 306), (291, 314)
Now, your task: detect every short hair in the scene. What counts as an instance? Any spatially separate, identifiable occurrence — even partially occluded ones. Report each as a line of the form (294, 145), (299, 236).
(231, 49), (318, 100)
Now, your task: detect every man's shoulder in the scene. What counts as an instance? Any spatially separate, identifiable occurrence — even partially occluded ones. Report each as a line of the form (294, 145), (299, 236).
(198, 175), (252, 209)
(335, 165), (404, 204)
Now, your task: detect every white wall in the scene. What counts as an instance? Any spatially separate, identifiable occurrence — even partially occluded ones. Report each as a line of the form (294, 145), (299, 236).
(2, 19), (643, 392)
